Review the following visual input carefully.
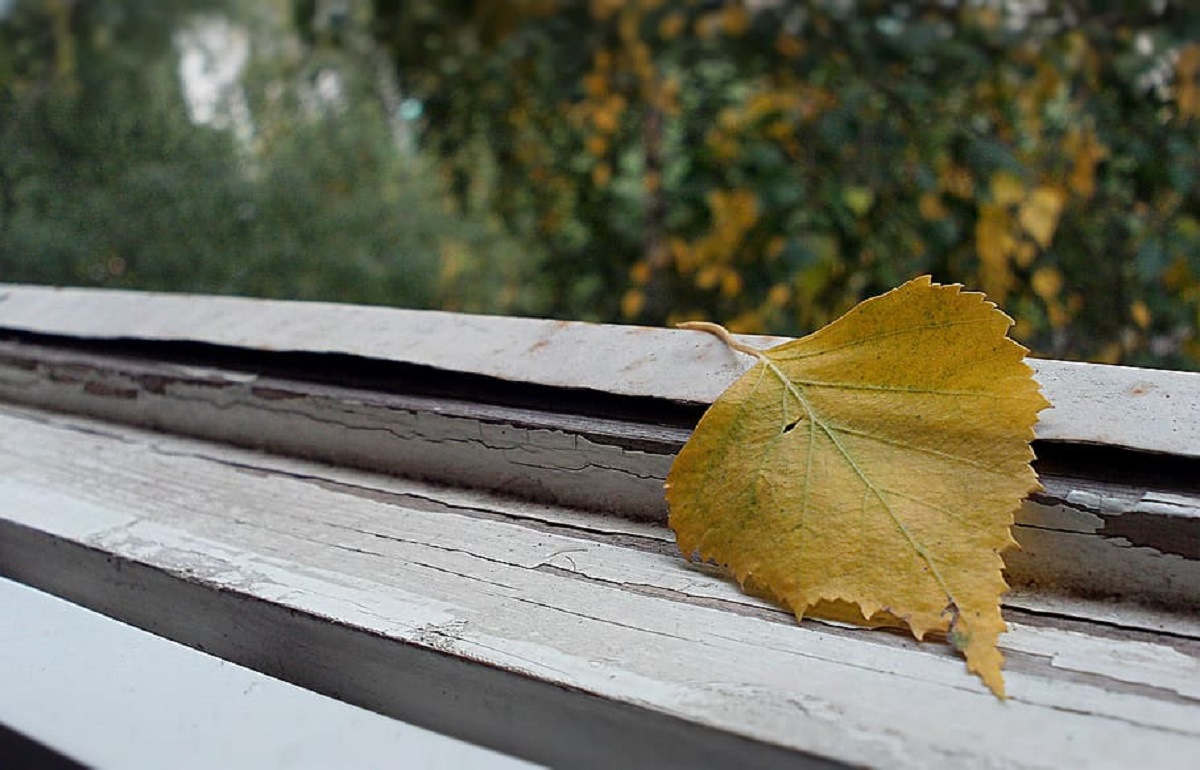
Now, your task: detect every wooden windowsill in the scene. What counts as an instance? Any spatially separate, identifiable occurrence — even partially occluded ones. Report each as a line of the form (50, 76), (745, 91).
(0, 283), (1196, 455)
(0, 284), (1197, 768)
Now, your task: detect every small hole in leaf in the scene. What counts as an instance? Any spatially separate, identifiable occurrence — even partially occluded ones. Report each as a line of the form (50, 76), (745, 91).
(782, 418), (803, 434)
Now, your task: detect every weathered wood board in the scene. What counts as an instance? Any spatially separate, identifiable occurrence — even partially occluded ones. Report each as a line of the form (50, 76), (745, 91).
(1, 406), (1197, 769)
(0, 341), (1195, 614)
(1, 285), (1197, 768)
(1, 284), (1197, 457)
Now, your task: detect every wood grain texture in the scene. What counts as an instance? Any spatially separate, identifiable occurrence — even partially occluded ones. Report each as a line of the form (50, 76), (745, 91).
(0, 341), (1195, 614)
(1, 284), (1197, 456)
(1, 406), (1197, 769)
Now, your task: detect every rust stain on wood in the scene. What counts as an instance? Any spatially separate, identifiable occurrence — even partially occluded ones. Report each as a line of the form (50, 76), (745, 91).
(82, 380), (138, 400)
(134, 375), (170, 395)
(0, 353), (38, 371)
(251, 386), (305, 402)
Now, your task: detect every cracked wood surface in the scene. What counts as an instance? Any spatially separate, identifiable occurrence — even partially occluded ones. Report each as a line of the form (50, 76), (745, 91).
(0, 340), (1196, 615)
(1, 283), (1198, 457)
(1, 406), (1197, 769)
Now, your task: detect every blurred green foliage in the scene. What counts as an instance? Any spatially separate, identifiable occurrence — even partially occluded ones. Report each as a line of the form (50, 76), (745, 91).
(374, 0), (1200, 368)
(2, 1), (1199, 368)
(0, 0), (535, 313)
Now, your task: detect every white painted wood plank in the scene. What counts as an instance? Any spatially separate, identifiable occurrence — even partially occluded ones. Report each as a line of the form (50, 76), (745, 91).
(0, 341), (1193, 613)
(0, 577), (538, 770)
(1, 284), (1196, 456)
(1, 406), (1196, 769)
(1001, 623), (1199, 699)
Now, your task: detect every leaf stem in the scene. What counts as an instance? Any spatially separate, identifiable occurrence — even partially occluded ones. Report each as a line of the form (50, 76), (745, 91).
(676, 321), (764, 359)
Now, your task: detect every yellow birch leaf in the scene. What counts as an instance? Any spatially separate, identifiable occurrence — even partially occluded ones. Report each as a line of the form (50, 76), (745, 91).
(720, 5), (750, 36)
(658, 11), (685, 40)
(975, 203), (1016, 302)
(1177, 44), (1200, 119)
(990, 171), (1025, 207)
(621, 288), (645, 318)
(1131, 300), (1152, 329)
(1018, 186), (1066, 248)
(918, 192), (947, 221)
(1031, 266), (1063, 301)
(720, 270), (744, 298)
(1014, 242), (1037, 269)
(1065, 129), (1108, 199)
(667, 276), (1048, 698)
(843, 186), (875, 217)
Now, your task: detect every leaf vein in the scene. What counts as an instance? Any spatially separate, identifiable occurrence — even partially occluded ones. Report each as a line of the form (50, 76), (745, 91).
(760, 355), (959, 608)
(826, 424), (1021, 476)
(771, 317), (996, 361)
(793, 380), (1027, 399)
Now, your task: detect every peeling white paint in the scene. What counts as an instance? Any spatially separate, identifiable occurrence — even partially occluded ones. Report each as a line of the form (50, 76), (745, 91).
(0, 284), (1196, 456)
(1, 407), (1197, 769)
